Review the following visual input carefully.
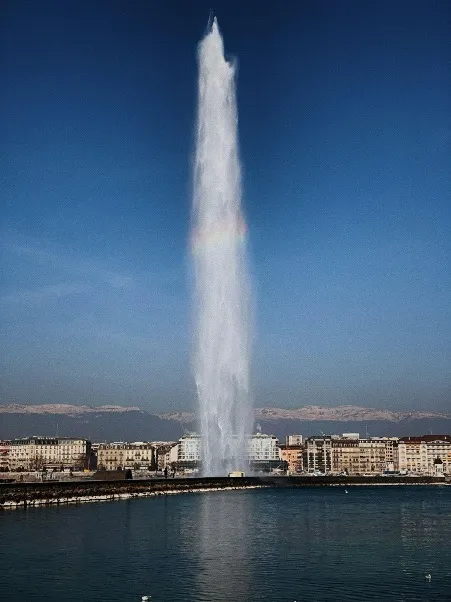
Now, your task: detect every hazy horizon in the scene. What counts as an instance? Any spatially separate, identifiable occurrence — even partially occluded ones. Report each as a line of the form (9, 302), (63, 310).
(2, 1), (450, 413)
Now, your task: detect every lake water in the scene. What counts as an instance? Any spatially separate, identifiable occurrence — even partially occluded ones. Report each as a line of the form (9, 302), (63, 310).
(1, 486), (450, 601)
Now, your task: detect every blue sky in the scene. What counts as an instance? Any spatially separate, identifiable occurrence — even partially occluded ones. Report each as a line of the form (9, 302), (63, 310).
(1, 1), (450, 411)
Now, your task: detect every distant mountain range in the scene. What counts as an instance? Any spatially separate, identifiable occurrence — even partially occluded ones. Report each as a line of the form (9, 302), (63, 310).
(0, 404), (142, 415)
(160, 405), (451, 424)
(0, 404), (450, 441)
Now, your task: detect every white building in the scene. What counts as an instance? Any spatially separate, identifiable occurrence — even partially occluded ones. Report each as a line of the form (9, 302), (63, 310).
(177, 434), (202, 463)
(170, 433), (281, 469)
(248, 433), (280, 461)
(286, 435), (303, 446)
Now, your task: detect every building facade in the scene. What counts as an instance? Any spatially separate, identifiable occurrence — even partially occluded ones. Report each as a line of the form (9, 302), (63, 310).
(169, 433), (281, 472)
(169, 434), (201, 470)
(304, 437), (332, 474)
(279, 445), (303, 473)
(331, 437), (398, 475)
(248, 433), (281, 471)
(154, 442), (178, 470)
(177, 434), (202, 463)
(0, 438), (90, 471)
(248, 433), (279, 461)
(331, 437), (360, 474)
(97, 442), (154, 471)
(398, 435), (451, 475)
(286, 435), (303, 446)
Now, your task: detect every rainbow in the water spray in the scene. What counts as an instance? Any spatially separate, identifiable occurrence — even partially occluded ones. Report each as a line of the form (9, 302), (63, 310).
(190, 219), (247, 254)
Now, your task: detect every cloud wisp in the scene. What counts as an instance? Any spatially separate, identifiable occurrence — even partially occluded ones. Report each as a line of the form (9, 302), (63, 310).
(0, 282), (90, 306)
(1, 231), (134, 297)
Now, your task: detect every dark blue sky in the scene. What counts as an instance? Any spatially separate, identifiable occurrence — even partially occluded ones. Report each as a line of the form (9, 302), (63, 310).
(1, 1), (450, 411)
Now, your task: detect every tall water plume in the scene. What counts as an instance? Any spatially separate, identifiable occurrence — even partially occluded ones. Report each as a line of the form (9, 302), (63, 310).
(191, 18), (252, 475)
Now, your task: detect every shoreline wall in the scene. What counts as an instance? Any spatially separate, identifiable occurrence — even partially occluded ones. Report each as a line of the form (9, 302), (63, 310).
(0, 475), (448, 509)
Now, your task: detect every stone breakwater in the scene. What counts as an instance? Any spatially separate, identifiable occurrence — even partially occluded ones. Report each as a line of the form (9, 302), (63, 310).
(0, 477), (268, 509)
(0, 476), (447, 509)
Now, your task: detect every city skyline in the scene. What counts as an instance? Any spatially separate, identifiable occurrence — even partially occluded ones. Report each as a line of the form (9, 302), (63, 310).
(2, 1), (450, 412)
(2, 431), (451, 479)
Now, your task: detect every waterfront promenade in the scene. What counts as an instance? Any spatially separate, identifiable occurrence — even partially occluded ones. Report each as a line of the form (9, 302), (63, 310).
(0, 475), (448, 508)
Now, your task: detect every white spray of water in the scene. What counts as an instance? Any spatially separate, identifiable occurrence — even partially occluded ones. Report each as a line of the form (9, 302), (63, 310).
(191, 18), (252, 476)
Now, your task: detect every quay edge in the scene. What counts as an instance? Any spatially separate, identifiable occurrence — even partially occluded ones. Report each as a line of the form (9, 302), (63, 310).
(0, 475), (448, 509)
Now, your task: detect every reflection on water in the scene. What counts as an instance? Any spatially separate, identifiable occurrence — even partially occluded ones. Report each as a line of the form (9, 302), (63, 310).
(196, 492), (255, 601)
(0, 487), (450, 601)
(399, 496), (445, 580)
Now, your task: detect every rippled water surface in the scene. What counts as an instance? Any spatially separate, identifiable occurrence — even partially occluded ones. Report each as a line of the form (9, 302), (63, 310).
(1, 486), (450, 601)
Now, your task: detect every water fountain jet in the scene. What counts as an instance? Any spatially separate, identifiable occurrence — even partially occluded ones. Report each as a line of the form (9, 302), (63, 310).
(191, 18), (252, 476)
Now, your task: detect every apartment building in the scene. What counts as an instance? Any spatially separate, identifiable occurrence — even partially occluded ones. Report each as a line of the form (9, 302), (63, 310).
(398, 435), (451, 475)
(304, 435), (398, 475)
(177, 434), (202, 464)
(331, 437), (398, 475)
(331, 437), (360, 474)
(248, 433), (281, 471)
(304, 437), (332, 473)
(169, 433), (281, 471)
(0, 437), (90, 471)
(0, 441), (10, 471)
(97, 442), (154, 471)
(279, 444), (303, 473)
(248, 433), (279, 461)
(154, 442), (178, 470)
(286, 435), (303, 446)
